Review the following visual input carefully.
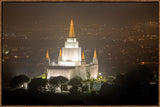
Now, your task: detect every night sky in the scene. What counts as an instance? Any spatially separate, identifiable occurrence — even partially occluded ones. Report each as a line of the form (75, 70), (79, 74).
(3, 2), (158, 33)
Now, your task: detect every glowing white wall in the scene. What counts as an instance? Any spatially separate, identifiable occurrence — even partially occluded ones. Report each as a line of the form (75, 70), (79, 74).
(47, 64), (98, 80)
(65, 38), (79, 48)
(62, 48), (81, 62)
(89, 64), (98, 79)
(58, 61), (81, 66)
(47, 69), (73, 80)
(58, 37), (81, 66)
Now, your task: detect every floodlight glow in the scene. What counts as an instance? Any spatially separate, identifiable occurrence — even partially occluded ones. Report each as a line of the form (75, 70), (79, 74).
(52, 62), (55, 65)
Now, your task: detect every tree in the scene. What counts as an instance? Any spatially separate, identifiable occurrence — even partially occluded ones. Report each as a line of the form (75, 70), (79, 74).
(49, 76), (68, 86)
(125, 65), (153, 86)
(10, 75), (29, 88)
(69, 86), (79, 94)
(49, 76), (69, 93)
(114, 65), (154, 88)
(41, 73), (47, 79)
(69, 77), (82, 87)
(82, 85), (88, 92)
(61, 84), (68, 91)
(28, 78), (47, 93)
(106, 76), (115, 83)
(69, 77), (82, 94)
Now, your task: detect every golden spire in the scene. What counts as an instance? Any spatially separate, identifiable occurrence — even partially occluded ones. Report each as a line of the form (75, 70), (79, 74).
(69, 19), (75, 37)
(94, 49), (97, 58)
(82, 51), (85, 60)
(46, 50), (49, 59)
(59, 48), (62, 56)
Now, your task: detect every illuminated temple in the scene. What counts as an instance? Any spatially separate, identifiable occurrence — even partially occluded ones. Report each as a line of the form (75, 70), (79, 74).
(45, 20), (98, 80)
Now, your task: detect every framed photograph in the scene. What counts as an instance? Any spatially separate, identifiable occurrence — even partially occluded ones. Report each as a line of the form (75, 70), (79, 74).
(1, 0), (159, 106)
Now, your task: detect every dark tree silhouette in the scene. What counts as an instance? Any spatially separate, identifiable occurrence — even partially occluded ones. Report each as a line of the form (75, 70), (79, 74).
(125, 65), (153, 86)
(10, 75), (29, 88)
(69, 77), (82, 94)
(49, 76), (69, 92)
(49, 76), (68, 86)
(28, 78), (47, 93)
(114, 65), (154, 87)
(69, 77), (82, 87)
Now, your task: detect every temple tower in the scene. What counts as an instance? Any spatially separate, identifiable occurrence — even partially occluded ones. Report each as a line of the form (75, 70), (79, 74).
(92, 49), (98, 64)
(58, 19), (81, 66)
(81, 51), (86, 65)
(46, 20), (99, 80)
(58, 48), (62, 64)
(45, 50), (50, 66)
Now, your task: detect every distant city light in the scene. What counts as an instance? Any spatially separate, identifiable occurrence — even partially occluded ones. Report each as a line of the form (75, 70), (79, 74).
(14, 56), (18, 58)
(141, 62), (145, 65)
(26, 56), (29, 58)
(5, 51), (9, 54)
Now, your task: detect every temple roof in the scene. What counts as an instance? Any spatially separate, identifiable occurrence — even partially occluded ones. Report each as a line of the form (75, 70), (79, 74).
(94, 49), (97, 58)
(82, 51), (85, 60)
(46, 50), (49, 59)
(59, 48), (62, 56)
(69, 19), (75, 37)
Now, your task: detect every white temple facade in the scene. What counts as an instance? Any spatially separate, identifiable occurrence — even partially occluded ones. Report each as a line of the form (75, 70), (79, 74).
(46, 19), (98, 80)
